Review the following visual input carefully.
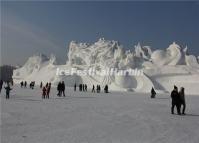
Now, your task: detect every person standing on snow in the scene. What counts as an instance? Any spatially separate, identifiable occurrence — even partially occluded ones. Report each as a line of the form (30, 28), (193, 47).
(40, 82), (43, 88)
(42, 86), (46, 99)
(104, 85), (109, 93)
(61, 81), (65, 97)
(20, 81), (24, 88)
(74, 83), (76, 91)
(179, 87), (186, 115)
(171, 85), (181, 115)
(92, 85), (95, 93)
(46, 83), (51, 99)
(24, 81), (27, 88)
(4, 83), (12, 99)
(57, 82), (61, 97)
(151, 87), (156, 98)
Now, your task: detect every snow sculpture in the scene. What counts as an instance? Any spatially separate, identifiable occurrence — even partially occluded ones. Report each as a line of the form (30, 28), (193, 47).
(13, 39), (199, 94)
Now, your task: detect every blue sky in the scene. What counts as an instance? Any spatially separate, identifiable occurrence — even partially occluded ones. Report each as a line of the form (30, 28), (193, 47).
(1, 1), (199, 65)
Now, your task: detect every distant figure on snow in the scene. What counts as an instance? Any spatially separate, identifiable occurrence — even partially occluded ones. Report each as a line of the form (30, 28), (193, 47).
(57, 82), (62, 97)
(104, 85), (109, 93)
(79, 84), (82, 91)
(179, 87), (186, 115)
(151, 87), (156, 98)
(92, 85), (95, 93)
(24, 81), (27, 88)
(29, 81), (35, 89)
(42, 86), (46, 99)
(4, 83), (12, 99)
(61, 81), (65, 97)
(40, 82), (43, 88)
(74, 83), (76, 91)
(171, 85), (181, 115)
(20, 81), (24, 88)
(46, 83), (51, 99)
(97, 85), (101, 93)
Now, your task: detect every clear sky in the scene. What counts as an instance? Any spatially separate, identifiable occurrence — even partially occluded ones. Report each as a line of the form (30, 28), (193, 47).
(1, 1), (199, 66)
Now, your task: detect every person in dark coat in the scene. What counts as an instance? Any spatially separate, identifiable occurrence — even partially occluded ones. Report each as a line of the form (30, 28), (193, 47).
(46, 83), (51, 99)
(74, 83), (76, 91)
(151, 87), (156, 98)
(0, 80), (3, 93)
(171, 85), (181, 115)
(99, 85), (101, 93)
(57, 82), (62, 96)
(79, 84), (82, 91)
(24, 81), (27, 88)
(92, 85), (95, 93)
(20, 81), (24, 88)
(97, 85), (101, 93)
(104, 85), (109, 93)
(4, 83), (12, 99)
(179, 87), (186, 115)
(29, 81), (35, 89)
(40, 82), (43, 88)
(42, 86), (46, 99)
(61, 81), (65, 97)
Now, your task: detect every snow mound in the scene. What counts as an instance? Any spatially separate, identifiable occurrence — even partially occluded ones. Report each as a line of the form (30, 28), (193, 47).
(13, 39), (199, 94)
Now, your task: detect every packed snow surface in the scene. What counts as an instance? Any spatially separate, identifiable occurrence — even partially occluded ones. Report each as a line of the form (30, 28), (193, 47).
(1, 85), (199, 143)
(13, 39), (199, 94)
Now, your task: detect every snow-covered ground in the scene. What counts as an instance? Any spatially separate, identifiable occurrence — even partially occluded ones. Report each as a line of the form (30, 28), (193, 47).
(1, 85), (199, 143)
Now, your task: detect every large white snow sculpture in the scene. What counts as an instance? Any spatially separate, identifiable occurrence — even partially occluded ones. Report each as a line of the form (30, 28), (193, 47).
(13, 39), (199, 94)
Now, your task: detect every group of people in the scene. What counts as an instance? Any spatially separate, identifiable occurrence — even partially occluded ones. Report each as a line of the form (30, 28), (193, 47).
(171, 85), (186, 115)
(41, 82), (51, 99)
(91, 84), (108, 93)
(77, 84), (87, 92)
(91, 85), (100, 93)
(151, 86), (186, 115)
(20, 81), (35, 89)
(74, 84), (108, 94)
(20, 81), (27, 88)
(57, 81), (65, 97)
(1, 79), (187, 116)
